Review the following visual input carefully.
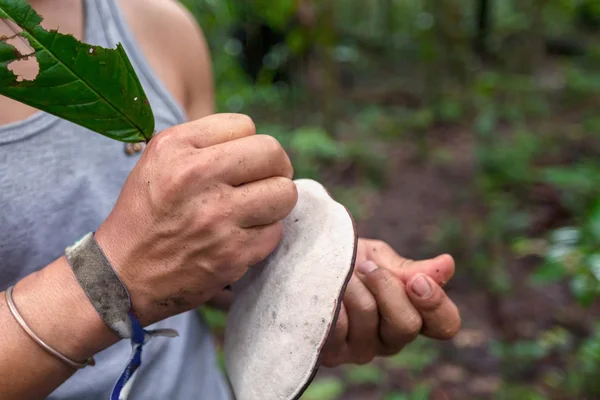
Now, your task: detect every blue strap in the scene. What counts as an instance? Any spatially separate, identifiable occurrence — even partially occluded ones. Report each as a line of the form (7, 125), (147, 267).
(110, 313), (178, 400)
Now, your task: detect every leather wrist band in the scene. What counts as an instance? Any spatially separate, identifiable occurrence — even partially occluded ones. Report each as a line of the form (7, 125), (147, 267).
(65, 232), (135, 339)
(64, 232), (178, 400)
(5, 286), (96, 369)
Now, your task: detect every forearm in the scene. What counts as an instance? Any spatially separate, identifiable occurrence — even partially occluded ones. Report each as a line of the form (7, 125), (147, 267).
(0, 257), (119, 399)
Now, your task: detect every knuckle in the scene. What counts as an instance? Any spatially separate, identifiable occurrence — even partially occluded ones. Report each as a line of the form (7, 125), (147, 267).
(258, 135), (294, 178)
(362, 269), (397, 297)
(191, 155), (211, 176)
(417, 289), (445, 312)
(156, 164), (198, 204)
(229, 113), (256, 136)
(194, 190), (232, 229)
(205, 204), (234, 230)
(277, 178), (299, 210)
(260, 134), (284, 155)
(402, 313), (423, 338)
(149, 129), (178, 153)
(359, 299), (378, 316)
(369, 268), (394, 287)
(171, 163), (200, 189)
(191, 210), (213, 233)
(219, 201), (235, 221)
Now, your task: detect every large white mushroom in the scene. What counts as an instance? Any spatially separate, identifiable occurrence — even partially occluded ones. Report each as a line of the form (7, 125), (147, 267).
(224, 179), (357, 400)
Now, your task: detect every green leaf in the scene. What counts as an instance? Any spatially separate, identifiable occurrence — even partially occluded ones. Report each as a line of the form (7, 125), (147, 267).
(0, 0), (154, 142)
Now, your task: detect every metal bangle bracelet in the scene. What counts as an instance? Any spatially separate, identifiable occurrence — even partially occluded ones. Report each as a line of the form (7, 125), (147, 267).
(5, 285), (96, 370)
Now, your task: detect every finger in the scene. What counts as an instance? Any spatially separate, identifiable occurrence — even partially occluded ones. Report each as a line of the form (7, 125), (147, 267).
(232, 177), (298, 228)
(331, 302), (349, 347)
(342, 273), (379, 364)
(206, 135), (293, 187)
(233, 221), (284, 270)
(212, 221), (284, 285)
(364, 240), (455, 287)
(394, 254), (455, 287)
(406, 274), (461, 340)
(321, 303), (349, 367)
(356, 261), (423, 355)
(177, 113), (256, 149)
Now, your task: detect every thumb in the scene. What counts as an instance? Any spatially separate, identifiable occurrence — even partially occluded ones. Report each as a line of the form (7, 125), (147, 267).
(406, 273), (461, 339)
(388, 254), (455, 288)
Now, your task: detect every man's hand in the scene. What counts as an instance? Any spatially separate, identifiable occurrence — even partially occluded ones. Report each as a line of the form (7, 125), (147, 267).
(96, 113), (298, 326)
(320, 238), (461, 367)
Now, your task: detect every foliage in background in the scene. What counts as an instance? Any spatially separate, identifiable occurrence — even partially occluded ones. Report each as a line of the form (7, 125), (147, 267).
(180, 0), (600, 398)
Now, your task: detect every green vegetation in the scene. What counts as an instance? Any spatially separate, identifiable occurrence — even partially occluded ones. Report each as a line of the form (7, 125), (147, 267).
(182, 0), (600, 398)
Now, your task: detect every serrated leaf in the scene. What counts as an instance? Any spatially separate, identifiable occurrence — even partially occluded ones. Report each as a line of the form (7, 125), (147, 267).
(0, 0), (154, 142)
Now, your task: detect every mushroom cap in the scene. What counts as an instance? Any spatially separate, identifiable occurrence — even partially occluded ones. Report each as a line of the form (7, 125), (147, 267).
(224, 179), (357, 400)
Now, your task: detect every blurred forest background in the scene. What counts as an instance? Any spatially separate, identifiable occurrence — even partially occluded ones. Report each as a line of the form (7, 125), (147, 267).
(179, 0), (600, 399)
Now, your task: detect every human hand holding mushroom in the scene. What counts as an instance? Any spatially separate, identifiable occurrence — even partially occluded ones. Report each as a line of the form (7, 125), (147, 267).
(320, 238), (461, 367)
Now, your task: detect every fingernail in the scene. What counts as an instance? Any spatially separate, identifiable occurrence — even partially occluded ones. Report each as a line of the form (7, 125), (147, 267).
(412, 275), (432, 298)
(357, 260), (378, 275)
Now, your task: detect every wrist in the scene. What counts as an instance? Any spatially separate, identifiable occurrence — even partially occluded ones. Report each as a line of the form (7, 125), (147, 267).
(94, 220), (154, 325)
(12, 257), (120, 362)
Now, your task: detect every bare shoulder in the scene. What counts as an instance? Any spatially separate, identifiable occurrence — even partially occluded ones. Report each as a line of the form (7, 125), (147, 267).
(122, 0), (202, 43)
(119, 0), (215, 119)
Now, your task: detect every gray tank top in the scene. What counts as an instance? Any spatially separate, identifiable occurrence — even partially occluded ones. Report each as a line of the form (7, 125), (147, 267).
(0, 1), (232, 398)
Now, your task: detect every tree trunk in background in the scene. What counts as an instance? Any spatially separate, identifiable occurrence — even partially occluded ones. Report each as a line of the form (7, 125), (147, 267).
(475, 0), (491, 59)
